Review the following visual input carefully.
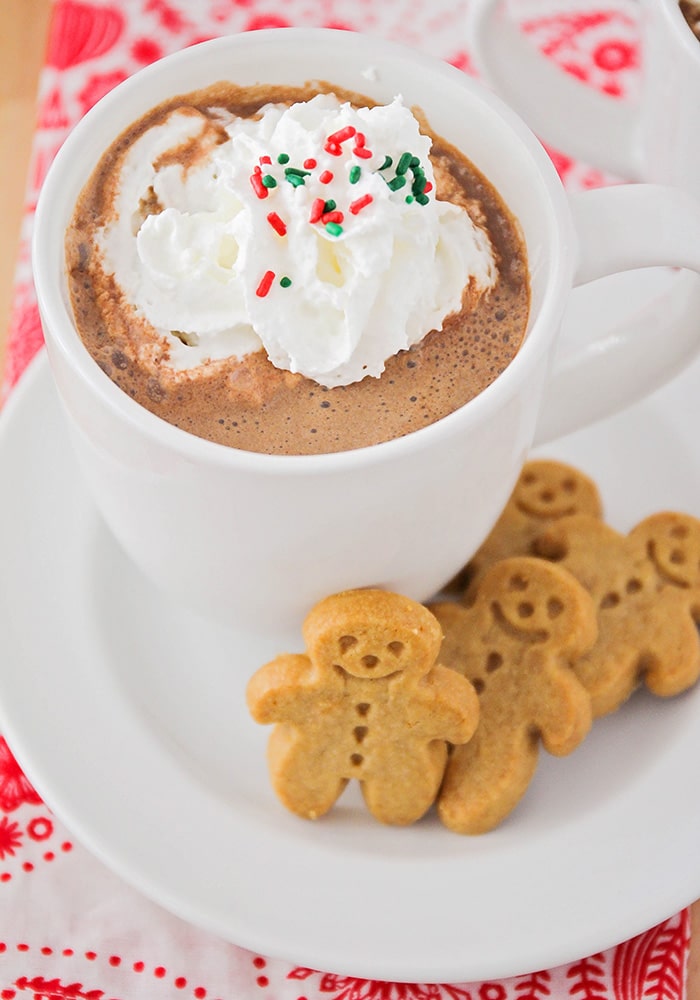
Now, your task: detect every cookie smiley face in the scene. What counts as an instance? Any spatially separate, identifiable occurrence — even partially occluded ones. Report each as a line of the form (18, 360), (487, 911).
(514, 461), (602, 520)
(631, 512), (700, 590)
(304, 591), (441, 681)
(487, 567), (574, 645)
(457, 460), (603, 597)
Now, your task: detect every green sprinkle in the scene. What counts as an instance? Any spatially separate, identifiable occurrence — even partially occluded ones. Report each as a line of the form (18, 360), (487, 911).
(261, 174), (277, 188)
(277, 153), (290, 164)
(280, 276), (292, 288)
(378, 155), (393, 171)
(349, 164), (361, 184)
(405, 194), (414, 204)
(410, 155), (421, 168)
(412, 174), (427, 196)
(285, 173), (306, 187)
(284, 167), (311, 177)
(396, 152), (413, 176)
(323, 199), (337, 213)
(387, 175), (407, 192)
(416, 192), (430, 206)
(325, 221), (343, 237)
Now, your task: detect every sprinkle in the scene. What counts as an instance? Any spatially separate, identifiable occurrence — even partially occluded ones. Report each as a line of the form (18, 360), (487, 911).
(249, 172), (268, 199)
(259, 155), (272, 165)
(321, 210), (344, 224)
(323, 199), (337, 213)
(324, 142), (342, 156)
(411, 173), (427, 196)
(285, 167), (311, 178)
(261, 174), (277, 188)
(349, 165), (362, 184)
(303, 158), (317, 169)
(378, 155), (393, 171)
(280, 276), (292, 288)
(352, 146), (373, 159)
(387, 175), (407, 192)
(256, 270), (275, 297)
(416, 193), (430, 205)
(319, 170), (334, 184)
(309, 198), (326, 223)
(396, 152), (413, 176)
(285, 173), (306, 188)
(267, 212), (287, 236)
(327, 125), (356, 145)
(405, 195), (414, 203)
(355, 132), (366, 148)
(325, 221), (343, 237)
(277, 153), (290, 164)
(424, 181), (433, 193)
(349, 193), (373, 215)
(410, 156), (421, 168)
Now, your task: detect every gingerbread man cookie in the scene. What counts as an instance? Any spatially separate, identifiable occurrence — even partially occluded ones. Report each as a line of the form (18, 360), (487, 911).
(246, 589), (479, 826)
(534, 511), (700, 717)
(429, 557), (596, 834)
(453, 459), (602, 597)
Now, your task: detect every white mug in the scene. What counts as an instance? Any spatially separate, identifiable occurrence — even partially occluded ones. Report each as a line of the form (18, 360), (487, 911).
(467, 0), (699, 185)
(31, 28), (700, 635)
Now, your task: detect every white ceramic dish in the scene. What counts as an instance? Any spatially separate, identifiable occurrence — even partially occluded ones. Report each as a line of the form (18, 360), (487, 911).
(1, 339), (700, 984)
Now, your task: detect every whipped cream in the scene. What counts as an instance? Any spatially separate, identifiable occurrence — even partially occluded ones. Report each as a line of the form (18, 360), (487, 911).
(99, 93), (497, 387)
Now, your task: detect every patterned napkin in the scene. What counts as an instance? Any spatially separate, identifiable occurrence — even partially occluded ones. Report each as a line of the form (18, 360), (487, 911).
(0, 1), (691, 998)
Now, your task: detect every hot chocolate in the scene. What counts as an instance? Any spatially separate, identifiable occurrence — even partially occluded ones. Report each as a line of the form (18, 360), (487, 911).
(66, 82), (529, 455)
(680, 0), (700, 38)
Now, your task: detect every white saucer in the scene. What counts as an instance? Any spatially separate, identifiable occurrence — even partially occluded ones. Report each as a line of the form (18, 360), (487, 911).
(1, 350), (700, 984)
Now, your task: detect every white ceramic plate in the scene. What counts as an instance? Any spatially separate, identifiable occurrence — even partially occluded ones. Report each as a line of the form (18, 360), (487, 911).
(1, 347), (700, 984)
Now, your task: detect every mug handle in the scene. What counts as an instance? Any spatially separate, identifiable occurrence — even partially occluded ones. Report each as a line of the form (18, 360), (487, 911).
(466, 0), (645, 178)
(534, 183), (700, 444)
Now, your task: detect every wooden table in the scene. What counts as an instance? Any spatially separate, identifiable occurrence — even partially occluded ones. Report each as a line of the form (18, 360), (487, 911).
(0, 1), (698, 993)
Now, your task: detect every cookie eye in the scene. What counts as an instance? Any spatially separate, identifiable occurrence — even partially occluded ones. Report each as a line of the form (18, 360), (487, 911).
(486, 652), (502, 672)
(600, 592), (620, 610)
(387, 641), (404, 657)
(508, 574), (528, 591)
(522, 472), (537, 485)
(517, 602), (534, 618)
(362, 655), (379, 669)
(547, 597), (564, 619)
(339, 635), (357, 653)
(626, 578), (642, 594)
(671, 524), (689, 539)
(539, 489), (555, 504)
(561, 478), (576, 494)
(670, 549), (686, 565)
(473, 678), (485, 694)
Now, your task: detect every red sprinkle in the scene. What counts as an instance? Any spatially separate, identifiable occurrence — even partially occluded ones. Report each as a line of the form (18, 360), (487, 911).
(309, 198), (326, 223)
(319, 170), (334, 184)
(267, 211), (287, 236)
(323, 142), (342, 156)
(327, 125), (356, 145)
(321, 210), (344, 224)
(259, 155), (272, 165)
(353, 146), (373, 159)
(424, 181), (433, 193)
(349, 193), (373, 215)
(249, 172), (268, 199)
(355, 132), (366, 147)
(256, 270), (275, 297)
(303, 158), (317, 169)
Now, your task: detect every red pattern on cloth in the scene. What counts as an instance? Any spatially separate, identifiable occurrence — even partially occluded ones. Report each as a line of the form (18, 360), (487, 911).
(0, 1), (691, 997)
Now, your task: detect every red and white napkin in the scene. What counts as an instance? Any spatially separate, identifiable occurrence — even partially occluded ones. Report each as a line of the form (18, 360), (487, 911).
(0, 1), (691, 997)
